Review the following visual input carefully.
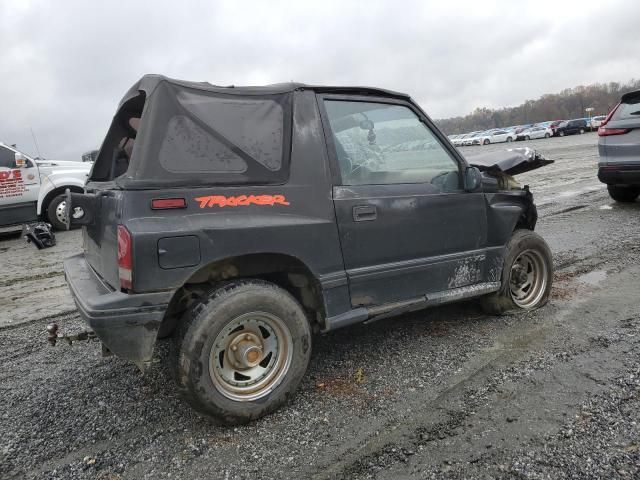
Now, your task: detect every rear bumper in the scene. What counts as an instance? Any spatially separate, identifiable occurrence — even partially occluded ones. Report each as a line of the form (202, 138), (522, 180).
(63, 253), (173, 368)
(598, 164), (640, 186)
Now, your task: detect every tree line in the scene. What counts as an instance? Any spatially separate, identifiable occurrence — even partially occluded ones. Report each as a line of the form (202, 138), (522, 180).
(434, 79), (640, 135)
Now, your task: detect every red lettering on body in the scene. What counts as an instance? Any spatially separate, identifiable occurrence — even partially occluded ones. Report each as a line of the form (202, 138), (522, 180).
(194, 194), (290, 208)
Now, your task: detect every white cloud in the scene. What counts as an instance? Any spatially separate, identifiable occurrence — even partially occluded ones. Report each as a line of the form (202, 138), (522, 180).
(1, 0), (638, 159)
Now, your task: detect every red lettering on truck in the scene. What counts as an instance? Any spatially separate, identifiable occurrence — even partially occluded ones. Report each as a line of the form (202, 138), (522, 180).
(0, 170), (22, 181)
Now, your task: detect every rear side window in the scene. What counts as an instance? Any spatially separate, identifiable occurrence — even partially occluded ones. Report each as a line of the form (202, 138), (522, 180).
(159, 115), (248, 174)
(160, 92), (284, 173)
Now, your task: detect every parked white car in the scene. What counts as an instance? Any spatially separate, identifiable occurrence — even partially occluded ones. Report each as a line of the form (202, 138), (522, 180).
(517, 126), (553, 140)
(473, 129), (516, 145)
(448, 134), (462, 147)
(590, 115), (606, 129)
(461, 133), (477, 146)
(0, 143), (92, 232)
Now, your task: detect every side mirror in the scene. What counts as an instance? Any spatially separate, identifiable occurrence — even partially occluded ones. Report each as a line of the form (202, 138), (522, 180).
(464, 166), (483, 192)
(14, 152), (27, 168)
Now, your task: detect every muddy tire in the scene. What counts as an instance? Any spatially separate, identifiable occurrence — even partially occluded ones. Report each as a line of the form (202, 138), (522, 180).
(46, 194), (76, 230)
(607, 185), (640, 203)
(481, 229), (553, 315)
(173, 279), (312, 425)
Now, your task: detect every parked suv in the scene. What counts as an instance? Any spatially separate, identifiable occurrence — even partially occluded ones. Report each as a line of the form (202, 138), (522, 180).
(62, 75), (553, 424)
(554, 119), (588, 137)
(598, 89), (640, 202)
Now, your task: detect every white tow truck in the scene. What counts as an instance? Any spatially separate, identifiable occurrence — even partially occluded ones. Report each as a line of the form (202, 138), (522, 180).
(0, 143), (91, 232)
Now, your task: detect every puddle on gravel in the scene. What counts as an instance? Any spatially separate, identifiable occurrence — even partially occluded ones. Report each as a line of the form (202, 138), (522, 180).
(576, 270), (608, 286)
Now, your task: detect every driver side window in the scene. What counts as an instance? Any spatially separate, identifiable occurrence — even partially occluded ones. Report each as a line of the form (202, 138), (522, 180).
(324, 100), (460, 191)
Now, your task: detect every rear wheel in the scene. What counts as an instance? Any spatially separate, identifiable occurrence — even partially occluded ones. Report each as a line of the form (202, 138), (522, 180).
(173, 280), (312, 425)
(579, 128), (585, 134)
(544, 133), (550, 138)
(525, 135), (530, 141)
(607, 185), (640, 203)
(559, 131), (565, 137)
(481, 230), (553, 314)
(506, 137), (513, 142)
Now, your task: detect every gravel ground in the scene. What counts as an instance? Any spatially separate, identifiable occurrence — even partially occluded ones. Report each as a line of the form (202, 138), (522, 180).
(1, 133), (639, 479)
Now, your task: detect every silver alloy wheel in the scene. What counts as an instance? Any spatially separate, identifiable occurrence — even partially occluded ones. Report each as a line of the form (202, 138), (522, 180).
(509, 249), (548, 308)
(209, 311), (293, 402)
(55, 201), (84, 224)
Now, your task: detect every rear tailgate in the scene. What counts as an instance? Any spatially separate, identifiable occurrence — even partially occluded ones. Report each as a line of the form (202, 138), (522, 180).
(78, 186), (123, 290)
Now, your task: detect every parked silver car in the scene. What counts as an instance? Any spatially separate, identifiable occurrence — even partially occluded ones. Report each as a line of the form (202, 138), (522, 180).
(517, 126), (553, 141)
(597, 89), (640, 202)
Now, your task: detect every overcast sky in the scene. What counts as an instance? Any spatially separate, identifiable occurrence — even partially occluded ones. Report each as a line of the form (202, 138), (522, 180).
(2, 0), (639, 160)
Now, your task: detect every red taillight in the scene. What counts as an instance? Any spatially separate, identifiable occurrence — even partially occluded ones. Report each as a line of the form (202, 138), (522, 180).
(117, 225), (133, 290)
(151, 198), (186, 209)
(597, 103), (628, 136)
(598, 127), (631, 136)
(599, 103), (620, 128)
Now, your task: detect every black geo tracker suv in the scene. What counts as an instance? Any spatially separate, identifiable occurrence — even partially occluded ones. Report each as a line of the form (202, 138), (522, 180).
(63, 75), (553, 424)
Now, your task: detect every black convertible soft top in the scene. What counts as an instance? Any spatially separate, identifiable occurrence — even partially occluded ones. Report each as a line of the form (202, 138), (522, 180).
(118, 74), (409, 108)
(91, 75), (411, 189)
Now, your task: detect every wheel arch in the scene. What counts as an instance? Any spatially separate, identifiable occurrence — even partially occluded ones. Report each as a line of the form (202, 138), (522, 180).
(159, 252), (326, 338)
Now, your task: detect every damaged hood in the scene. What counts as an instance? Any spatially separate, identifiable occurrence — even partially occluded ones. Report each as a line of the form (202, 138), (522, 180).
(464, 147), (553, 176)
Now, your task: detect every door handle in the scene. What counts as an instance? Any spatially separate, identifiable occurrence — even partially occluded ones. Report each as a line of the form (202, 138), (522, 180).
(353, 205), (377, 222)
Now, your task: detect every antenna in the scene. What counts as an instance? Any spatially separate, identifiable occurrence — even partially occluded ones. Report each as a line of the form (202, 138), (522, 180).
(30, 126), (43, 159)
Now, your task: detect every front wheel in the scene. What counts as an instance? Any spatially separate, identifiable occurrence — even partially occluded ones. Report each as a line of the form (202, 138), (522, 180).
(579, 128), (585, 134)
(607, 185), (640, 203)
(559, 131), (565, 137)
(46, 194), (81, 231)
(544, 133), (550, 138)
(173, 280), (312, 425)
(481, 230), (553, 314)
(525, 135), (530, 141)
(483, 139), (490, 145)
(506, 137), (513, 143)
